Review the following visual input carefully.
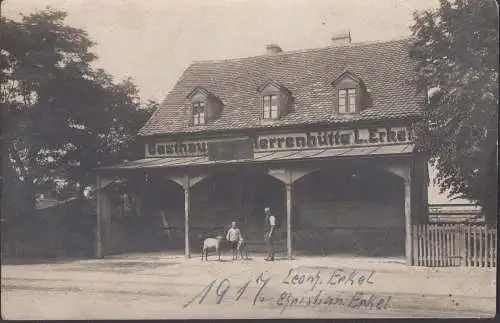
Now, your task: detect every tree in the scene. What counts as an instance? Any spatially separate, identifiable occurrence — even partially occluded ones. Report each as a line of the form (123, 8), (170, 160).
(56, 74), (157, 202)
(1, 8), (157, 218)
(409, 0), (498, 224)
(2, 9), (97, 215)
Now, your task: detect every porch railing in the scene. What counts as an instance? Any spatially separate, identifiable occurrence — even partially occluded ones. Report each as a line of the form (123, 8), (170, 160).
(413, 224), (497, 267)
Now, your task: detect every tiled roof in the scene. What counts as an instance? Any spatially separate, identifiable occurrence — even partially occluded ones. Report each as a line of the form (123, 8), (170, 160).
(139, 38), (424, 137)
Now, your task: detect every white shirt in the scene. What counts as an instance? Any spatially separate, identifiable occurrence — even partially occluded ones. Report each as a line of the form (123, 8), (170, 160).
(226, 228), (242, 242)
(269, 215), (276, 226)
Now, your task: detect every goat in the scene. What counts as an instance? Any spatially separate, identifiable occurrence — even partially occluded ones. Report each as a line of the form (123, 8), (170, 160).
(201, 236), (223, 261)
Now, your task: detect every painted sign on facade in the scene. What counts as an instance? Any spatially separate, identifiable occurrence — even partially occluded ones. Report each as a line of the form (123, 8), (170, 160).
(145, 126), (412, 157)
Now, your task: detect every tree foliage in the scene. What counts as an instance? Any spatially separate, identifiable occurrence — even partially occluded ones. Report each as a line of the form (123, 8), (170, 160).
(1, 8), (156, 217)
(409, 0), (498, 223)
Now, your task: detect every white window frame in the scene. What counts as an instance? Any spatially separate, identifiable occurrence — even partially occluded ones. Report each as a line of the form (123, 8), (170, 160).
(192, 101), (206, 125)
(262, 94), (279, 119)
(338, 88), (357, 114)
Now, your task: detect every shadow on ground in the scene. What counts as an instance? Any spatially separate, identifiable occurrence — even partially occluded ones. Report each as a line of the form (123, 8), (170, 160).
(1, 256), (88, 266)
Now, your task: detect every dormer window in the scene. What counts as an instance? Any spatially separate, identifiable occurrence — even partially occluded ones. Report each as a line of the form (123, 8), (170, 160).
(187, 87), (223, 125)
(257, 80), (292, 121)
(192, 101), (206, 125)
(263, 94), (279, 119)
(332, 71), (366, 115)
(338, 88), (357, 114)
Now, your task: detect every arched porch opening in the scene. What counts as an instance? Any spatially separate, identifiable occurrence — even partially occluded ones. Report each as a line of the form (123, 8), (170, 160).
(102, 175), (185, 254)
(293, 164), (405, 256)
(188, 167), (285, 238)
(135, 166), (284, 256)
(137, 175), (185, 251)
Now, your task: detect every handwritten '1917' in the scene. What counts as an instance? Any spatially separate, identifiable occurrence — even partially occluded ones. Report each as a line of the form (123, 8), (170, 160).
(183, 272), (271, 308)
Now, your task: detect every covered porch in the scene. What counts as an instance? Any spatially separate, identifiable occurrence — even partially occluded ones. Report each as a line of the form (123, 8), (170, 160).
(95, 143), (425, 265)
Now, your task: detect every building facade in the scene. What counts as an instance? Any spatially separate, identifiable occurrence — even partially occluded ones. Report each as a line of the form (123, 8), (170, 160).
(97, 35), (429, 264)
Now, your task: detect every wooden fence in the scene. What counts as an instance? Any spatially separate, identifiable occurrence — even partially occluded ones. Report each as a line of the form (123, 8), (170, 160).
(413, 224), (497, 267)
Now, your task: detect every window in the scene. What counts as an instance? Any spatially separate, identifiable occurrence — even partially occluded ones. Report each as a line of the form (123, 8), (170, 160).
(192, 102), (206, 125)
(257, 81), (291, 120)
(333, 71), (365, 114)
(263, 94), (279, 119)
(187, 87), (224, 125)
(338, 88), (357, 113)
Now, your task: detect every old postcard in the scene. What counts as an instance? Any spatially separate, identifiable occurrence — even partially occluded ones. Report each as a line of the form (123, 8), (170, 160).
(1, 0), (497, 319)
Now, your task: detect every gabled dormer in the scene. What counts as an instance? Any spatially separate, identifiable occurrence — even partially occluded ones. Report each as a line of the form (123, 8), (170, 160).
(186, 87), (223, 125)
(332, 71), (367, 114)
(257, 80), (292, 120)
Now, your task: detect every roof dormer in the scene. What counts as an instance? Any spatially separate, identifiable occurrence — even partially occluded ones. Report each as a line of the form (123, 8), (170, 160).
(332, 71), (367, 115)
(257, 80), (292, 121)
(186, 87), (223, 125)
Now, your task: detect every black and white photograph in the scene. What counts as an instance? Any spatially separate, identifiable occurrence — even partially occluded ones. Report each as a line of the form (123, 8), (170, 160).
(1, 0), (497, 319)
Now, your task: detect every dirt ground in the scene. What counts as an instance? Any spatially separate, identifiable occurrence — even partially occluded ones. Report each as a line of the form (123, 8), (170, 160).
(1, 252), (496, 319)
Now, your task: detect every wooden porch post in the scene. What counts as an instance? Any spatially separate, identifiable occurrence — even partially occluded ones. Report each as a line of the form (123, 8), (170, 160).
(286, 183), (293, 260)
(384, 163), (414, 266)
(184, 181), (191, 259)
(268, 167), (316, 261)
(168, 174), (207, 260)
(404, 177), (413, 265)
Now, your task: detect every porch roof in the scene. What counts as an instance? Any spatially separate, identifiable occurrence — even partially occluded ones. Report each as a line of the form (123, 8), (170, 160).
(98, 143), (414, 171)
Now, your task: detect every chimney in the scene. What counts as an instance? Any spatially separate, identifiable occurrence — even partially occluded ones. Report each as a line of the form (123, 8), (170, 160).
(331, 30), (351, 46)
(266, 44), (282, 55)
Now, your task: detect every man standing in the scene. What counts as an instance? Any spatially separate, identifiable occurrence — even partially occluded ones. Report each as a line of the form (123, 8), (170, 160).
(264, 207), (276, 261)
(226, 221), (243, 260)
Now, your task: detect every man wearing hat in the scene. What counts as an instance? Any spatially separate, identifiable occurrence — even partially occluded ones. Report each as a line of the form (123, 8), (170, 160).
(264, 207), (276, 261)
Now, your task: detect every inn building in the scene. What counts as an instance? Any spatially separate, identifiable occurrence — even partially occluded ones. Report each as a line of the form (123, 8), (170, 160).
(96, 33), (429, 265)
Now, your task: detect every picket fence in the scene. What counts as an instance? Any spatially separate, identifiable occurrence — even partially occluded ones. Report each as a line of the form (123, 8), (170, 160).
(413, 224), (497, 267)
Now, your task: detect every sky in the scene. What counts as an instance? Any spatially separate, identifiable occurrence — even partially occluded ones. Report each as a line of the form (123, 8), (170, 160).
(4, 0), (442, 101)
(3, 0), (471, 204)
